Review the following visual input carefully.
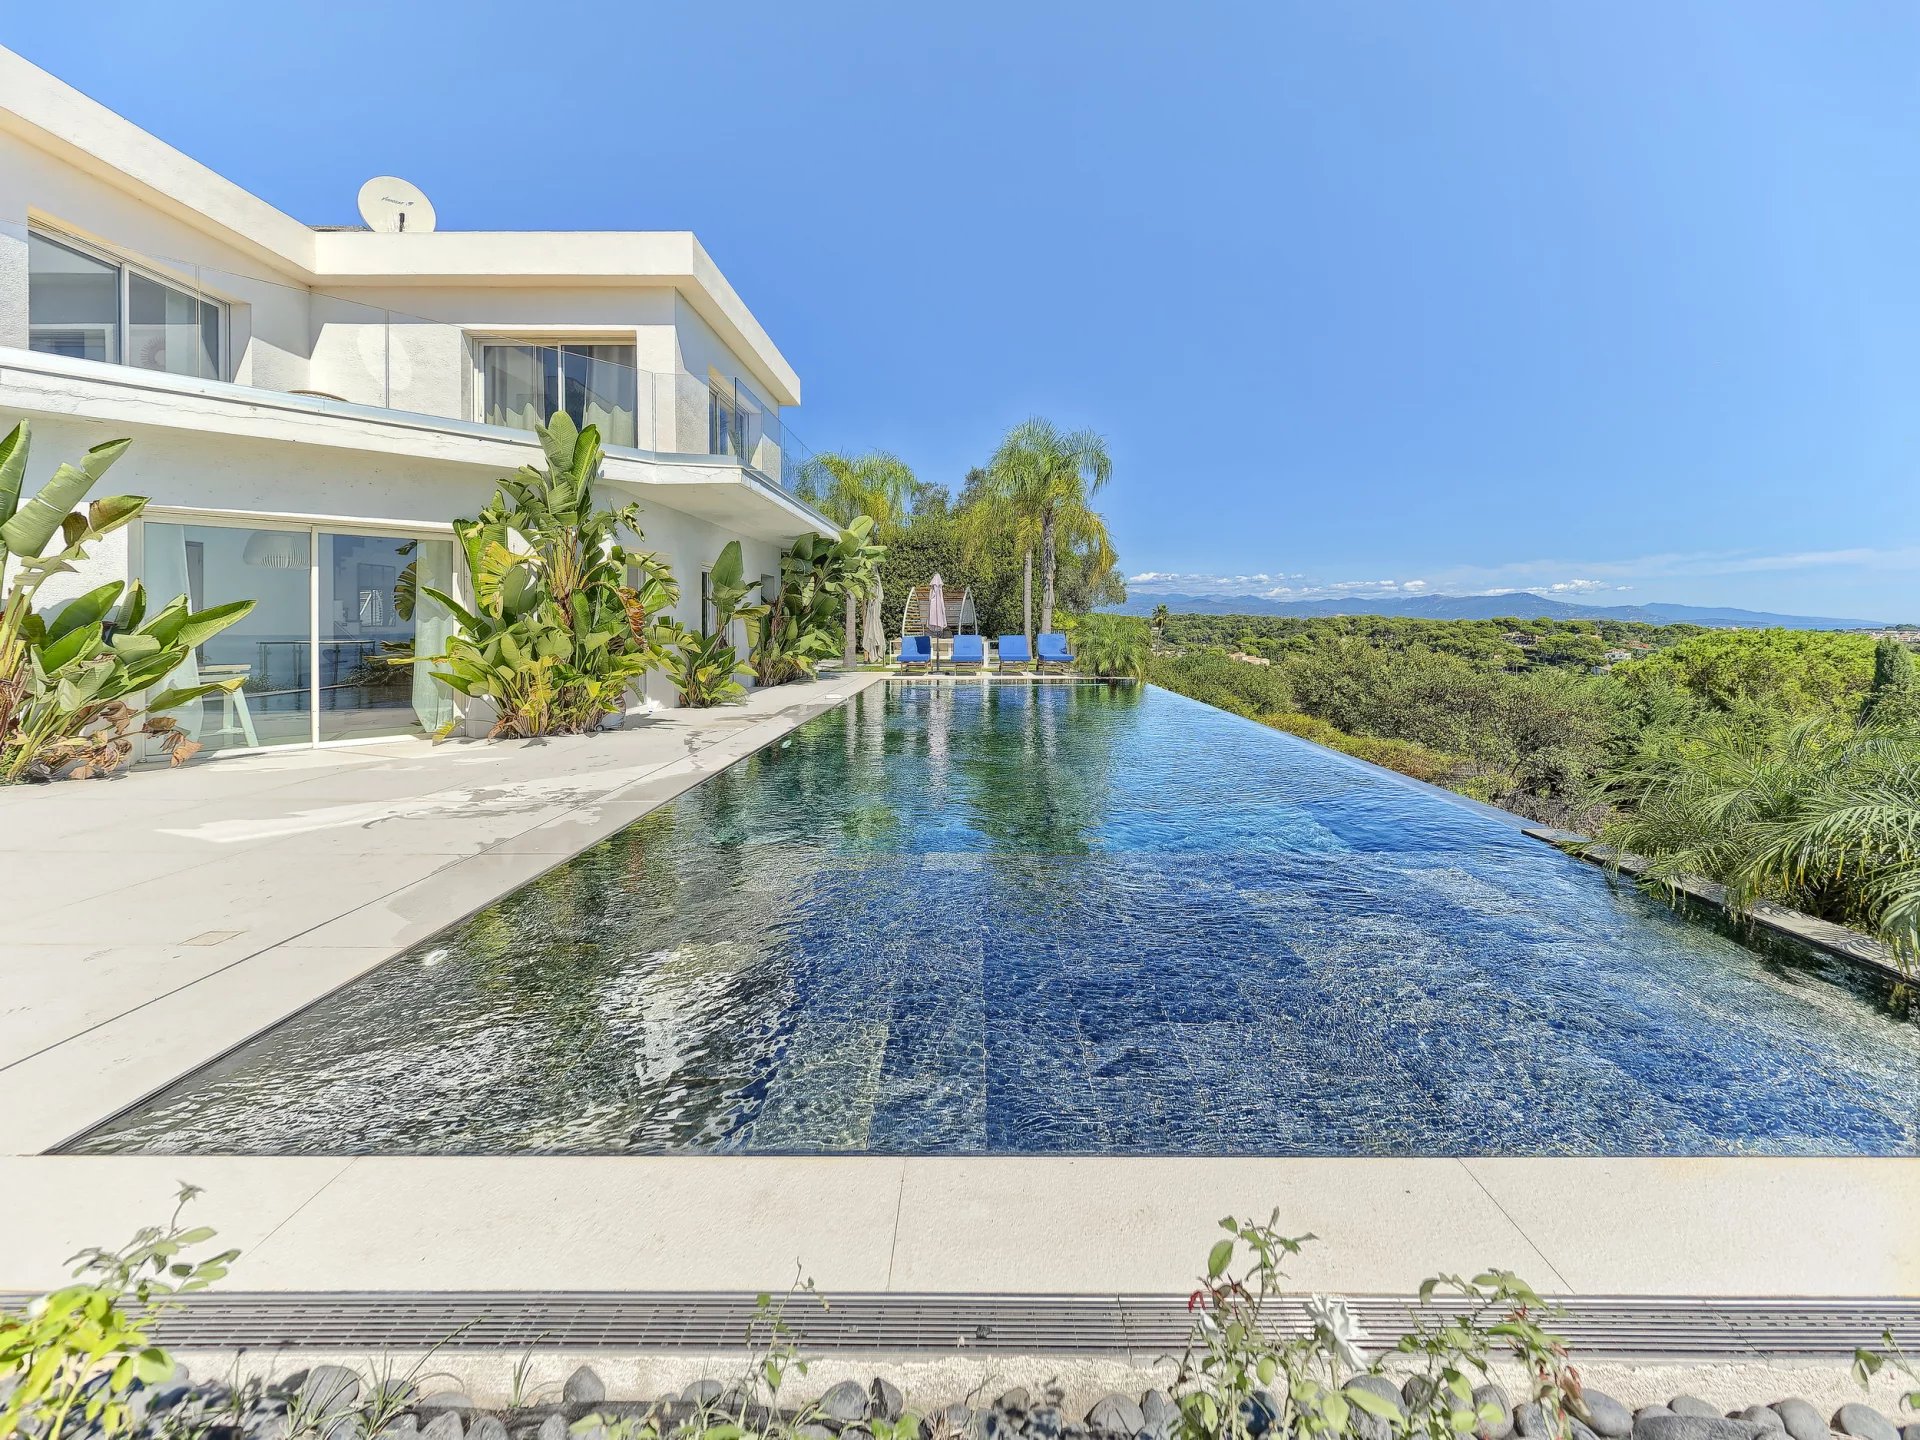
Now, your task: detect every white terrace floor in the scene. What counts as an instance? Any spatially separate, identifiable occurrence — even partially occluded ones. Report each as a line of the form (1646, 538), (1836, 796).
(1, 671), (1916, 1298)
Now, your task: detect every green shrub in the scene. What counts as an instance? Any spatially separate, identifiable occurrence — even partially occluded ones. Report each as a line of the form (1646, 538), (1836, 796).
(0, 422), (253, 783)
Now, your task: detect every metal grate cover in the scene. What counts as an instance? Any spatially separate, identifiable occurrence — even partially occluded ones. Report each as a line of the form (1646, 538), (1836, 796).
(7, 1293), (1914, 1360)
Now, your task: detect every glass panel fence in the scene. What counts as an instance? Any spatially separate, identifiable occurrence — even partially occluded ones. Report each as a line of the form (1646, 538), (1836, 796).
(7, 219), (808, 489)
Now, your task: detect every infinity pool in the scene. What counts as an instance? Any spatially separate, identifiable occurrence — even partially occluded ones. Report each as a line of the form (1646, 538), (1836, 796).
(77, 681), (1920, 1156)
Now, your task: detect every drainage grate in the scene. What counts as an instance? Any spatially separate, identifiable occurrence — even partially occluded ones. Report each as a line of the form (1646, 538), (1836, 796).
(8, 1293), (1914, 1360)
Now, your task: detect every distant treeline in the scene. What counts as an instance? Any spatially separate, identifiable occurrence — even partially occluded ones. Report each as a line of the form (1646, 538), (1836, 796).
(1157, 612), (1695, 671)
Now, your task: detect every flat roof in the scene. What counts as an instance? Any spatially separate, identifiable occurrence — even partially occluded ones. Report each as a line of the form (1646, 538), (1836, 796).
(0, 45), (800, 405)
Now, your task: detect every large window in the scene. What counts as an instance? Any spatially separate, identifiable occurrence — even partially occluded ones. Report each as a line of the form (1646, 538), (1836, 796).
(480, 341), (637, 446)
(28, 230), (225, 379)
(141, 520), (457, 753)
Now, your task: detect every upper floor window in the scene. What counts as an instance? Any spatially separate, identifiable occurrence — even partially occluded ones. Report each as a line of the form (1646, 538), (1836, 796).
(27, 229), (225, 379)
(480, 341), (637, 447)
(708, 381), (743, 458)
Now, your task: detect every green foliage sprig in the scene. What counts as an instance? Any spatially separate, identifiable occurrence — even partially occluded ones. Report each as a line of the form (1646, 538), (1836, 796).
(0, 1186), (237, 1440)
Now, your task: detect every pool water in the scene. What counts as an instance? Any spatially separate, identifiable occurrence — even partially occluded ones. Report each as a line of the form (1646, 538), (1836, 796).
(75, 682), (1920, 1156)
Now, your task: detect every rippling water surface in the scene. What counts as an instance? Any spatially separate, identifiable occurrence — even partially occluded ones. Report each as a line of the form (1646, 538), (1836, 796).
(77, 682), (1920, 1156)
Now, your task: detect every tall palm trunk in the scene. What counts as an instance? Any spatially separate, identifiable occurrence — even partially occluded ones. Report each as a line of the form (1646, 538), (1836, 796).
(843, 589), (857, 669)
(1039, 502), (1056, 636)
(1022, 547), (1033, 647)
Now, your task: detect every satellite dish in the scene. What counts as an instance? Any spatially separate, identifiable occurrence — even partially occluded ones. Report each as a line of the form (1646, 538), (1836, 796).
(356, 176), (436, 233)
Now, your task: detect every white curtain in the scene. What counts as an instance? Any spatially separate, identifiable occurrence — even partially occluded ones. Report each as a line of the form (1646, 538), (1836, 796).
(142, 522), (205, 738)
(575, 346), (638, 447)
(410, 537), (458, 734)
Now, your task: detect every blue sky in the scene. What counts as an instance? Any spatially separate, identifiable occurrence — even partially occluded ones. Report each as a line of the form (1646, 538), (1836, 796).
(11, 3), (1919, 619)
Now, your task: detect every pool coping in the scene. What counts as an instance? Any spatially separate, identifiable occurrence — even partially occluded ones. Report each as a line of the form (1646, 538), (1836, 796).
(2, 675), (1916, 1301)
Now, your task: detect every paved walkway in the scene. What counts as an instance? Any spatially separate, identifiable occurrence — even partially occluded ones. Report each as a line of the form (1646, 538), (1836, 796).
(2, 673), (1916, 1298)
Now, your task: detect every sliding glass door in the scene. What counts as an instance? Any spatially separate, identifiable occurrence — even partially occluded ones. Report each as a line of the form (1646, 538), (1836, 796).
(317, 531), (457, 742)
(142, 518), (457, 753)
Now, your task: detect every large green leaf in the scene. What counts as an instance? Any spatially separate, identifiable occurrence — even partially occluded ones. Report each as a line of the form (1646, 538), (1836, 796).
(0, 461), (95, 560)
(145, 677), (244, 712)
(172, 599), (254, 651)
(0, 420), (28, 538)
(37, 620), (104, 676)
(418, 585), (482, 634)
(537, 412), (581, 481)
(710, 539), (747, 591)
(87, 493), (147, 536)
(114, 580), (150, 633)
(139, 595), (191, 646)
(46, 581), (126, 643)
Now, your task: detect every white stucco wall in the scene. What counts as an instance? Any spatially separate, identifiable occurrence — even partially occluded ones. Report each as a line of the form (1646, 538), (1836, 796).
(0, 130), (316, 393)
(14, 408), (794, 721)
(0, 142), (785, 448)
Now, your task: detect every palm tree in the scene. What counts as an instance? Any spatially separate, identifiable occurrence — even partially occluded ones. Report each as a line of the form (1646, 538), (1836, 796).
(1151, 603), (1170, 637)
(967, 417), (1113, 643)
(794, 450), (919, 666)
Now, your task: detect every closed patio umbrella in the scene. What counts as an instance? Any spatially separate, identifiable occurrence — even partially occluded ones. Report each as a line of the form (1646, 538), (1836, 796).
(861, 579), (885, 663)
(926, 573), (948, 672)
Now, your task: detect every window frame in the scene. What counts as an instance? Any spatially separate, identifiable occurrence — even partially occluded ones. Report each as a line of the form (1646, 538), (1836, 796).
(470, 334), (640, 443)
(26, 224), (229, 382)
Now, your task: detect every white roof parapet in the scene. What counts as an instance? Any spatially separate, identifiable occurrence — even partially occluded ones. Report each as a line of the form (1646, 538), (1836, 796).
(0, 45), (800, 405)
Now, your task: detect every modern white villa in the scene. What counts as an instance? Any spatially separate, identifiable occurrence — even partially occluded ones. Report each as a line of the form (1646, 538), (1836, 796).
(0, 43), (833, 754)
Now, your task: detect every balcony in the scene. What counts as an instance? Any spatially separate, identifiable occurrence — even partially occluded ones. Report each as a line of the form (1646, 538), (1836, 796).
(7, 218), (818, 490)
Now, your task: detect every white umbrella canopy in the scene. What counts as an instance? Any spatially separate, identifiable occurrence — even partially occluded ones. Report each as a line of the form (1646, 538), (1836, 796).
(861, 580), (885, 663)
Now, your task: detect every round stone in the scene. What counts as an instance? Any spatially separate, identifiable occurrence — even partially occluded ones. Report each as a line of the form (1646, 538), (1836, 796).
(563, 1368), (607, 1406)
(1346, 1375), (1405, 1440)
(300, 1366), (363, 1418)
(1473, 1384), (1515, 1440)
(870, 1379), (905, 1423)
(819, 1381), (869, 1425)
(1770, 1400), (1827, 1440)
(1832, 1405), (1899, 1440)
(1583, 1392), (1632, 1439)
(1139, 1390), (1175, 1439)
(1736, 1408), (1784, 1434)
(1087, 1395), (1146, 1436)
(1671, 1400), (1721, 1421)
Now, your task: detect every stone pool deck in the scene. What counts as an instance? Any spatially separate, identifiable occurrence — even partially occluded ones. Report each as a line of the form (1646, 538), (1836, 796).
(1, 671), (1917, 1301)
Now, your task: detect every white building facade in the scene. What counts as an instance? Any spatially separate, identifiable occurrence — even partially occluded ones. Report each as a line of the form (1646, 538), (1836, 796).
(0, 45), (833, 754)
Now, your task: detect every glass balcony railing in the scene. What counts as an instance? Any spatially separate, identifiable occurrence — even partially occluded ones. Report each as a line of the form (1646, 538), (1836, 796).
(3, 218), (817, 492)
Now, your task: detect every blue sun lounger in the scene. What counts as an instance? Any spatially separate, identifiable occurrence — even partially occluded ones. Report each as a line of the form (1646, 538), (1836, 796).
(897, 634), (932, 671)
(949, 634), (985, 672)
(1037, 631), (1075, 670)
(996, 635), (1032, 672)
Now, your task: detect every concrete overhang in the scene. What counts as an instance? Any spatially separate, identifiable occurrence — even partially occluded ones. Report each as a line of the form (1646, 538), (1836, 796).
(0, 347), (833, 543)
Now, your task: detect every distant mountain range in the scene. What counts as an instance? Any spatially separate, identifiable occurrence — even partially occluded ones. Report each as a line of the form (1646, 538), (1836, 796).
(1111, 590), (1889, 630)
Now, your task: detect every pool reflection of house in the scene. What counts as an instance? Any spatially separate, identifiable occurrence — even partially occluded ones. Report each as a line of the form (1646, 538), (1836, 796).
(0, 44), (832, 754)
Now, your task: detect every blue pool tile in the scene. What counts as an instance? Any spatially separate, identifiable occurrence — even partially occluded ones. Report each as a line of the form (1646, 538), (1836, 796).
(70, 681), (1920, 1157)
